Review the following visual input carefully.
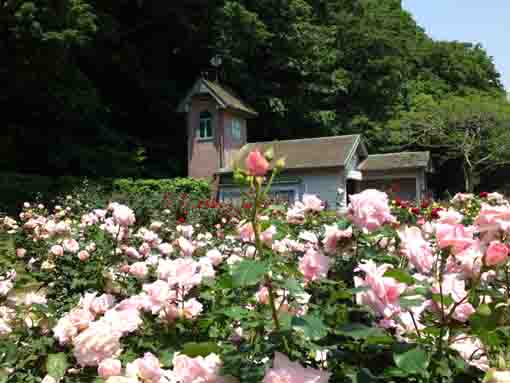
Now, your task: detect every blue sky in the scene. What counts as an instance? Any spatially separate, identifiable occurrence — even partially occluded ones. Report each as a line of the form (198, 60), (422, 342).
(402, 1), (509, 91)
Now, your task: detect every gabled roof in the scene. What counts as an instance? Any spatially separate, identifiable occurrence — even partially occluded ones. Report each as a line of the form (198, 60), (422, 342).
(218, 135), (362, 173)
(357, 151), (431, 171)
(177, 77), (257, 117)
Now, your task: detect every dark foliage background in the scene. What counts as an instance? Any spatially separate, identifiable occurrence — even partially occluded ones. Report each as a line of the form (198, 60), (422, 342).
(1, 0), (506, 192)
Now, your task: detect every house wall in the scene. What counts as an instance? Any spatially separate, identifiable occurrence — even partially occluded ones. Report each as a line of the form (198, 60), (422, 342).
(221, 111), (247, 168)
(359, 168), (426, 201)
(219, 167), (344, 210)
(188, 95), (222, 179)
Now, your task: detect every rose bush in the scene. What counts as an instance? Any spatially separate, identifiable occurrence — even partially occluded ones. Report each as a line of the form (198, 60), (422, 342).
(0, 151), (509, 383)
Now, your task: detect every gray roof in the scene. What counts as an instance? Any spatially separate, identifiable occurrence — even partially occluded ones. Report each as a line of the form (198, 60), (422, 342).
(358, 151), (431, 171)
(177, 77), (257, 117)
(219, 135), (361, 173)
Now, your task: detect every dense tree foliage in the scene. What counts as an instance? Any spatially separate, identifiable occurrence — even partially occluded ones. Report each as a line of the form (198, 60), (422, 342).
(2, 0), (505, 183)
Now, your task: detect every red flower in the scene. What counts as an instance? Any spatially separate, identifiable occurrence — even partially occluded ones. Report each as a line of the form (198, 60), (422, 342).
(243, 202), (252, 210)
(421, 200), (430, 209)
(431, 207), (442, 219)
(411, 207), (420, 215)
(479, 192), (489, 198)
(177, 217), (186, 223)
(394, 197), (402, 207)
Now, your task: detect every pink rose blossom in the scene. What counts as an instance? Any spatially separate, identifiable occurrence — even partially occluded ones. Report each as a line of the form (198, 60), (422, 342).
(139, 243), (151, 257)
(302, 194), (324, 212)
(435, 223), (476, 254)
(450, 335), (489, 371)
(102, 308), (142, 334)
(50, 244), (64, 257)
(78, 250), (90, 261)
(112, 204), (136, 227)
(182, 298), (203, 319)
(437, 209), (464, 224)
(260, 225), (277, 245)
(298, 249), (331, 283)
(245, 150), (270, 176)
(63, 238), (80, 253)
(484, 241), (509, 266)
(263, 352), (330, 383)
(432, 274), (474, 322)
(323, 225), (352, 254)
(348, 190), (396, 231)
(53, 316), (79, 345)
(72, 321), (122, 366)
(176, 237), (195, 257)
(206, 249), (224, 266)
(127, 353), (162, 383)
(398, 226), (435, 273)
(125, 247), (142, 259)
(354, 260), (407, 318)
(98, 358), (122, 378)
(90, 294), (116, 315)
(172, 353), (223, 383)
(129, 262), (149, 279)
(158, 242), (173, 256)
(16, 248), (27, 258)
(142, 280), (176, 314)
(238, 222), (255, 243)
(475, 203), (510, 234)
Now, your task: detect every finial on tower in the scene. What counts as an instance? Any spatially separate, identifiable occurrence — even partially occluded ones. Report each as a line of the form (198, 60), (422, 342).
(210, 55), (222, 82)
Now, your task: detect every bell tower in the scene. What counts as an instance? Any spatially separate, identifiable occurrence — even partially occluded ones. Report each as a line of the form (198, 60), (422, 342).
(177, 76), (257, 179)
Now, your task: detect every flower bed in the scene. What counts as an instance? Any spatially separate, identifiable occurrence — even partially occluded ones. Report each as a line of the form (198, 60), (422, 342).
(0, 150), (509, 383)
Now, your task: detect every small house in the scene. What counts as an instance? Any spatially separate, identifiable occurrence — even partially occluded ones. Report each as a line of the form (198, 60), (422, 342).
(178, 76), (433, 210)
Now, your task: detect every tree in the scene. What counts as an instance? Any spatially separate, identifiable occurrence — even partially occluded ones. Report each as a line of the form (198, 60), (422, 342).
(390, 94), (510, 192)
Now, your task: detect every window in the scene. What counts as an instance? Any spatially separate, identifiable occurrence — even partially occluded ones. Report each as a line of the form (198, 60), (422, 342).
(268, 189), (296, 204)
(231, 118), (242, 141)
(198, 111), (213, 139)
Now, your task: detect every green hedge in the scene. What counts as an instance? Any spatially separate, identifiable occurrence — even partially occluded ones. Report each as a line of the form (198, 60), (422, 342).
(113, 177), (210, 199)
(0, 173), (211, 216)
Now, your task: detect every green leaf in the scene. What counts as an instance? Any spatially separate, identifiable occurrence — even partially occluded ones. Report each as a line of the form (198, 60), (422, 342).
(159, 349), (175, 368)
(336, 323), (387, 340)
(399, 297), (426, 309)
(384, 269), (415, 285)
(182, 342), (220, 358)
(431, 293), (455, 308)
(0, 369), (8, 383)
(393, 345), (429, 375)
(348, 368), (379, 382)
(291, 314), (328, 340)
(46, 353), (68, 379)
(231, 260), (268, 287)
(222, 306), (251, 319)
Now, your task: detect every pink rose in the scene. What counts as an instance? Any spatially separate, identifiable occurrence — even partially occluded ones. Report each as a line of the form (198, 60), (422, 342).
(206, 249), (224, 266)
(431, 274), (474, 322)
(176, 237), (195, 257)
(182, 298), (203, 319)
(125, 246), (142, 259)
(72, 322), (122, 366)
(354, 260), (407, 318)
(298, 249), (331, 283)
(485, 241), (509, 266)
(139, 243), (151, 257)
(238, 222), (255, 243)
(158, 242), (173, 256)
(50, 245), (64, 257)
(348, 190), (396, 231)
(450, 335), (489, 371)
(260, 225), (277, 246)
(127, 353), (161, 383)
(112, 204), (136, 227)
(398, 226), (435, 273)
(129, 262), (148, 279)
(302, 194), (324, 212)
(16, 248), (27, 258)
(245, 149), (270, 176)
(63, 238), (80, 253)
(98, 358), (122, 378)
(90, 294), (116, 315)
(263, 352), (330, 383)
(77, 250), (90, 261)
(435, 223), (476, 254)
(322, 225), (352, 254)
(172, 353), (223, 383)
(437, 209), (464, 224)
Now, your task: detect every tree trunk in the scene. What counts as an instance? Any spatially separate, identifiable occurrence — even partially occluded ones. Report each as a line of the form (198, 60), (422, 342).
(463, 163), (474, 193)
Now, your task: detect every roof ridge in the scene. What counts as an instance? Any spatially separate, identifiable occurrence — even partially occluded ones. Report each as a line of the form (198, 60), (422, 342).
(245, 134), (361, 146)
(366, 151), (429, 157)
